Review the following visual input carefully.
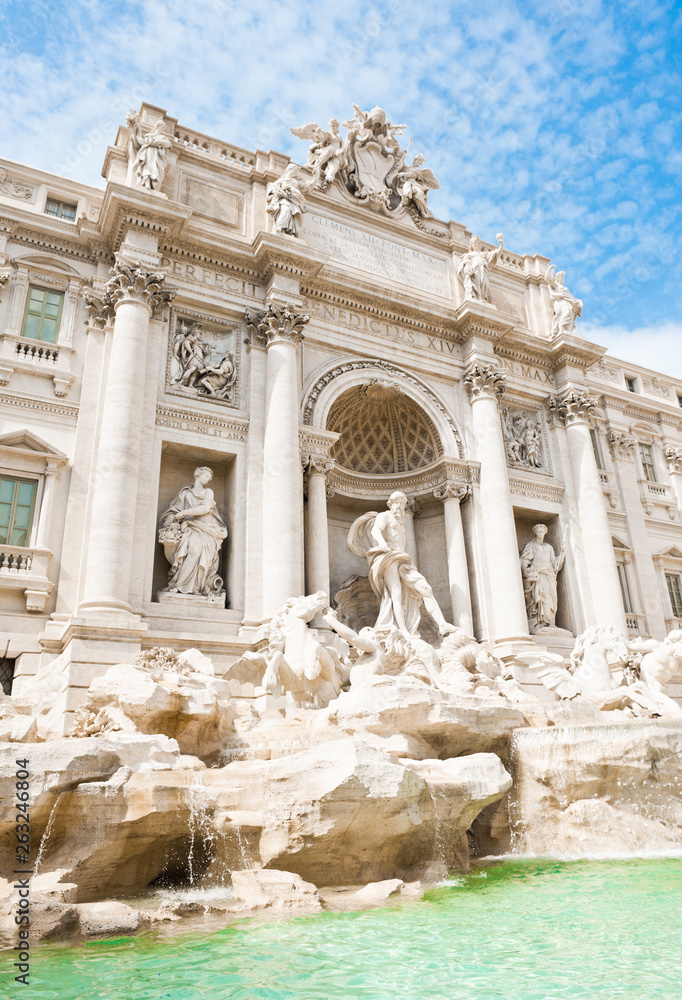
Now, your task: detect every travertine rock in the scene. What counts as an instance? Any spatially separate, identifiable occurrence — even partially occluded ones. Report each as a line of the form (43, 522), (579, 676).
(231, 868), (322, 911)
(351, 879), (404, 904)
(76, 901), (148, 938)
(207, 738), (512, 884)
(319, 675), (527, 758)
(510, 718), (682, 855)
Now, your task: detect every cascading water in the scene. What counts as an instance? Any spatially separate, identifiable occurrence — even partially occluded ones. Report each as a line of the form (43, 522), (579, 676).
(508, 717), (682, 857)
(33, 793), (63, 878)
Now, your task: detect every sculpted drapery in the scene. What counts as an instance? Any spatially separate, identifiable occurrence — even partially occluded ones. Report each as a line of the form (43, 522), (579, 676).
(519, 524), (566, 632)
(348, 491), (455, 636)
(158, 467), (227, 600)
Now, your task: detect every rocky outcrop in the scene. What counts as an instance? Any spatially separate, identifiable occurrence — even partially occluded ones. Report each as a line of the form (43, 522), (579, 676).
(509, 718), (682, 855)
(231, 869), (322, 911)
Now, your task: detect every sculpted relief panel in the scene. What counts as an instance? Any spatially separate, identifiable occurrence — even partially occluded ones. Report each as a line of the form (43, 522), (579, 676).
(167, 313), (239, 407)
(501, 407), (548, 473)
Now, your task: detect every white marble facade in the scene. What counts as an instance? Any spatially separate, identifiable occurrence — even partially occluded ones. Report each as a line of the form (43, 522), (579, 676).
(1, 102), (682, 727)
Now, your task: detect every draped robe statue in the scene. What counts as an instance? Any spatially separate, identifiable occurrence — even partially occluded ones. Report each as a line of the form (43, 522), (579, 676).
(519, 523), (565, 632)
(348, 491), (455, 637)
(158, 467), (227, 600)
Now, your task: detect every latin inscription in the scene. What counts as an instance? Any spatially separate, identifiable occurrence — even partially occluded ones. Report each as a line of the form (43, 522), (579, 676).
(498, 356), (554, 384)
(304, 214), (450, 297)
(159, 256), (262, 299)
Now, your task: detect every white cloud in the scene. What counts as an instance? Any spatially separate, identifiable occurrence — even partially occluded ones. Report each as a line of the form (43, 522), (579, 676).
(584, 322), (682, 380)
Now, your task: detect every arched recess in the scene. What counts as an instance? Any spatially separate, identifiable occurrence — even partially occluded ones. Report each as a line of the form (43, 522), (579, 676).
(302, 358), (464, 460)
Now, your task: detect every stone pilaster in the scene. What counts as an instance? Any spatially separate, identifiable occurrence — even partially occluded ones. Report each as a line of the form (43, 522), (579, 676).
(79, 258), (174, 613)
(248, 303), (310, 617)
(463, 364), (530, 645)
(549, 389), (627, 632)
(665, 446), (682, 515)
(433, 482), (473, 634)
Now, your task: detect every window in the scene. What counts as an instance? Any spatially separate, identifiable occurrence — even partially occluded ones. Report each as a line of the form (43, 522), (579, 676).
(0, 477), (37, 547)
(639, 444), (658, 483)
(678, 395), (682, 409)
(21, 285), (64, 342)
(45, 198), (77, 221)
(665, 573), (682, 618)
(0, 658), (15, 696)
(625, 377), (637, 393)
(590, 429), (604, 470)
(617, 563), (634, 614)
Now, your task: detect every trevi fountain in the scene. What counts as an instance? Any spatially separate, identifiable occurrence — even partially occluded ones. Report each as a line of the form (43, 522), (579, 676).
(0, 103), (681, 997)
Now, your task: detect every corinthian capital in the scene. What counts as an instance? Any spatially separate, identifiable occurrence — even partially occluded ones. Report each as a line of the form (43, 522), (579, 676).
(246, 302), (310, 346)
(608, 430), (637, 460)
(664, 446), (682, 475)
(83, 288), (115, 330)
(463, 364), (506, 400)
(105, 257), (175, 317)
(434, 482), (472, 503)
(548, 388), (597, 425)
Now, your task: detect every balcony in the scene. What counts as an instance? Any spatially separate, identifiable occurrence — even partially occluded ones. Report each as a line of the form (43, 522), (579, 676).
(638, 479), (677, 520)
(0, 332), (75, 397)
(0, 544), (53, 612)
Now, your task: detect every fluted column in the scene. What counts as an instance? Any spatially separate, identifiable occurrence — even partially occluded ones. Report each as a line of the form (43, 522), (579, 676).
(434, 482), (473, 634)
(304, 457), (332, 598)
(251, 303), (309, 617)
(80, 259), (174, 612)
(464, 365), (530, 643)
(550, 389), (626, 631)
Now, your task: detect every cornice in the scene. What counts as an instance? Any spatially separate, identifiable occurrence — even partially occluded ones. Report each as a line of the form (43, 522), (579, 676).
(454, 300), (515, 341)
(97, 183), (193, 251)
(160, 242), (261, 280)
(251, 231), (327, 282)
(494, 341), (554, 372)
(7, 223), (96, 264)
(155, 402), (249, 441)
(300, 285), (457, 342)
(0, 391), (79, 419)
(547, 333), (606, 372)
(327, 456), (476, 500)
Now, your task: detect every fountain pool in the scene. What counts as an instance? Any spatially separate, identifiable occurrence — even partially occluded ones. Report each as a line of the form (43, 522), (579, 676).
(11, 856), (682, 1000)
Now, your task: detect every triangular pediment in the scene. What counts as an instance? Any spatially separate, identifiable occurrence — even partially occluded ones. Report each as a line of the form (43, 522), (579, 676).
(656, 545), (682, 561)
(611, 535), (632, 551)
(0, 430), (67, 460)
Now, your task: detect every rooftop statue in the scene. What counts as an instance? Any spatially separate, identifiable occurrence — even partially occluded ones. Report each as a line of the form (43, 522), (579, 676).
(127, 114), (171, 192)
(395, 154), (440, 218)
(290, 104), (438, 219)
(289, 118), (346, 191)
(545, 265), (583, 337)
(266, 163), (310, 237)
(348, 491), (457, 637)
(458, 234), (504, 301)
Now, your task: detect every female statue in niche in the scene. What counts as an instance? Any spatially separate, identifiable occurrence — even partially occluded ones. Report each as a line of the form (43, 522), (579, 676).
(519, 523), (566, 632)
(158, 467), (227, 601)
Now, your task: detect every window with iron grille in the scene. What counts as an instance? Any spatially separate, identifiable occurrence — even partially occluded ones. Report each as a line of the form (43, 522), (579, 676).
(45, 198), (77, 221)
(639, 444), (658, 483)
(666, 574), (682, 618)
(0, 658), (15, 697)
(21, 285), (64, 343)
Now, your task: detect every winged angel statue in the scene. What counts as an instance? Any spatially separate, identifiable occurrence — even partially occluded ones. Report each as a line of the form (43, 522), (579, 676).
(289, 104), (439, 219)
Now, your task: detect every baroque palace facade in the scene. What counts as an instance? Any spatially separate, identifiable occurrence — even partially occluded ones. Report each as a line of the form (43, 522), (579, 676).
(1, 102), (682, 728)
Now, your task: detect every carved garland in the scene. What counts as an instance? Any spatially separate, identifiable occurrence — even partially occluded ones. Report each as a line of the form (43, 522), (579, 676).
(302, 358), (464, 458)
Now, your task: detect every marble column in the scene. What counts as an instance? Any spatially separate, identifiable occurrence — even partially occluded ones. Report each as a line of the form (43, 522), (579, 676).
(550, 389), (627, 632)
(79, 260), (173, 612)
(463, 365), (530, 643)
(434, 482), (474, 634)
(252, 303), (310, 617)
(305, 457), (333, 598)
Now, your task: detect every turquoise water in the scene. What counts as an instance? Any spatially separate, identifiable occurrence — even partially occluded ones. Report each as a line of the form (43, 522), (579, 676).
(5, 857), (682, 999)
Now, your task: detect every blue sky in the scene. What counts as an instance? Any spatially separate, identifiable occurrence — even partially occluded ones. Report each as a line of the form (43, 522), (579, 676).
(1, 0), (681, 374)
